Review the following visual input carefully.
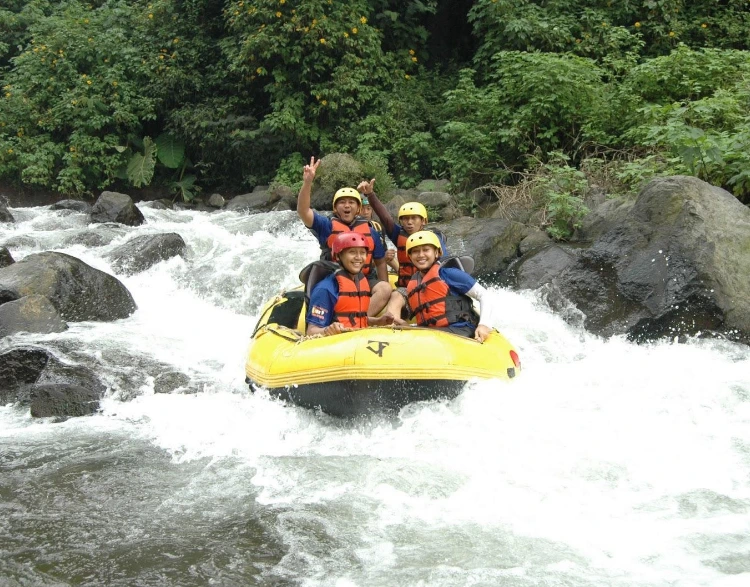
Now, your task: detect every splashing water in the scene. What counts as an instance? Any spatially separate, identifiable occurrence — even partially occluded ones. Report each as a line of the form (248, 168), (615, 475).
(1, 204), (749, 586)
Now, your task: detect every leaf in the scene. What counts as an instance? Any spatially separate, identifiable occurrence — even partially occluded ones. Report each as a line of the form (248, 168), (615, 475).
(155, 133), (185, 169)
(127, 137), (156, 187)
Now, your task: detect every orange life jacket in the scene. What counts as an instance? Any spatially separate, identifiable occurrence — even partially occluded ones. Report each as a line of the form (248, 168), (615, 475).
(333, 270), (371, 329)
(324, 217), (375, 276)
(406, 263), (477, 328)
(395, 232), (417, 288)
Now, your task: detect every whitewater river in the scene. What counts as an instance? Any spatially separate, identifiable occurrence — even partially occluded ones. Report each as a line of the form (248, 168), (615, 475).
(1, 203), (749, 586)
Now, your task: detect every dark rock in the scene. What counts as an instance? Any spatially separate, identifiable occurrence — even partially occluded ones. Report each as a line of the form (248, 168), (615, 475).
(0, 346), (106, 406)
(518, 229), (552, 255)
(514, 245), (580, 290)
(511, 176), (750, 342)
(0, 294), (68, 336)
(225, 186), (281, 213)
(90, 191), (145, 226)
(105, 233), (186, 276)
(60, 231), (110, 248)
(50, 199), (91, 213)
(0, 201), (14, 223)
(417, 191), (451, 209)
(0, 246), (13, 268)
(29, 384), (100, 419)
(0, 347), (50, 404)
(154, 371), (190, 394)
(437, 217), (527, 275)
(0, 251), (136, 321)
(0, 288), (20, 304)
(207, 193), (226, 208)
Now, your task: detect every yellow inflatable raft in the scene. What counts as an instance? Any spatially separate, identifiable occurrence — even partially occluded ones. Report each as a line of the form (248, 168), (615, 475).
(245, 288), (520, 416)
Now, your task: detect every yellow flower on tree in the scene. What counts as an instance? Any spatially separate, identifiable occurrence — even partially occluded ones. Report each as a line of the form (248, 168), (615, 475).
(634, 21), (641, 28)
(320, 38), (326, 44)
(276, 11), (281, 17)
(669, 31), (675, 37)
(351, 27), (358, 34)
(360, 16), (367, 24)
(701, 23), (708, 28)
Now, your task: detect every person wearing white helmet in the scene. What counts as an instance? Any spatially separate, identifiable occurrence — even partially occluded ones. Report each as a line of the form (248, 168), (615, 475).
(297, 157), (391, 316)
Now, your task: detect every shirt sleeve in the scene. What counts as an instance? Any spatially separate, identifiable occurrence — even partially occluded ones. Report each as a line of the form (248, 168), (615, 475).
(465, 283), (498, 328)
(306, 277), (337, 328)
(310, 211), (332, 247)
(439, 267), (476, 295)
(369, 224), (385, 259)
(388, 224), (403, 248)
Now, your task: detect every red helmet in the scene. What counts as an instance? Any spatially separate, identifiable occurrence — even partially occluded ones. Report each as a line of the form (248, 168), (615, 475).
(331, 232), (368, 260)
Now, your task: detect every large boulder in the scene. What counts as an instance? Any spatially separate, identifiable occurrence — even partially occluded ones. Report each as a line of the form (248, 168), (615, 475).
(105, 233), (186, 275)
(30, 384), (100, 419)
(0, 251), (136, 321)
(0, 347), (106, 412)
(225, 186), (281, 213)
(437, 217), (527, 275)
(50, 199), (92, 213)
(90, 191), (145, 226)
(512, 176), (750, 342)
(0, 294), (68, 336)
(0, 246), (13, 268)
(0, 200), (14, 223)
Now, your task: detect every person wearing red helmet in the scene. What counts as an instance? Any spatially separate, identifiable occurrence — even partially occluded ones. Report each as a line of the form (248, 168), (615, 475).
(306, 232), (395, 336)
(297, 157), (391, 317)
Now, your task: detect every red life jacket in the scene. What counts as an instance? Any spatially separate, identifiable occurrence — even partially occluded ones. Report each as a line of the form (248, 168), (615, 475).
(325, 217), (375, 276)
(406, 263), (477, 328)
(395, 232), (417, 288)
(333, 270), (371, 329)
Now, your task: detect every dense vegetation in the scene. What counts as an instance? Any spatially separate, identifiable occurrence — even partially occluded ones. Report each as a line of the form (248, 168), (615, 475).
(2, 1), (750, 233)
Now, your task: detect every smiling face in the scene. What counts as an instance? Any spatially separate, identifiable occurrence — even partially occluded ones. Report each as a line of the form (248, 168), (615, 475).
(338, 246), (367, 275)
(334, 197), (361, 224)
(399, 214), (426, 235)
(407, 244), (439, 271)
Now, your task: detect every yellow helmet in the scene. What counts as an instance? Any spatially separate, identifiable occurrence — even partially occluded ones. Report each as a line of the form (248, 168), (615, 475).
(332, 187), (362, 207)
(405, 230), (442, 256)
(398, 202), (428, 222)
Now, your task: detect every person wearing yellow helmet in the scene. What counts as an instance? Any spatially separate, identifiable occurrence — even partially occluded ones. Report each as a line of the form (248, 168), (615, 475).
(357, 178), (450, 319)
(395, 231), (496, 342)
(296, 157), (391, 317)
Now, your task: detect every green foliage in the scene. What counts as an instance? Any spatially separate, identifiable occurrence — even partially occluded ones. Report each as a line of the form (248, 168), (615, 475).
(223, 0), (413, 152)
(127, 136), (157, 188)
(271, 152), (306, 194)
(532, 153), (589, 241)
(316, 153), (365, 194)
(439, 53), (606, 188)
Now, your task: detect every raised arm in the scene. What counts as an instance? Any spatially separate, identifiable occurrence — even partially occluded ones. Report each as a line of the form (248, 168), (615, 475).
(357, 179), (397, 237)
(297, 156), (320, 228)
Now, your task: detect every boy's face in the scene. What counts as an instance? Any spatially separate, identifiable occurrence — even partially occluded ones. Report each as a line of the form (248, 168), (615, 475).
(400, 214), (425, 234)
(338, 247), (367, 275)
(361, 204), (373, 219)
(408, 244), (439, 271)
(334, 197), (361, 224)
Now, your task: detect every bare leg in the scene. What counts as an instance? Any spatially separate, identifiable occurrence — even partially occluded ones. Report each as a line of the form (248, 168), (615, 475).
(385, 290), (407, 320)
(368, 281), (392, 316)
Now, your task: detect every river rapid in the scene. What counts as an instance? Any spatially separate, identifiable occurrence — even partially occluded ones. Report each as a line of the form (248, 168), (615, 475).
(1, 203), (749, 587)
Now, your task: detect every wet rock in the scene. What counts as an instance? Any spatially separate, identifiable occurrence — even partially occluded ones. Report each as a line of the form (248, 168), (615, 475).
(105, 233), (186, 276)
(0, 294), (68, 336)
(437, 217), (526, 275)
(0, 347), (50, 404)
(225, 186), (281, 213)
(0, 246), (13, 268)
(0, 346), (106, 407)
(518, 228), (552, 255)
(207, 193), (225, 208)
(50, 199), (91, 213)
(0, 251), (136, 321)
(154, 371), (190, 393)
(90, 191), (145, 226)
(417, 191), (451, 209)
(510, 176), (750, 343)
(0, 201), (14, 223)
(29, 384), (100, 419)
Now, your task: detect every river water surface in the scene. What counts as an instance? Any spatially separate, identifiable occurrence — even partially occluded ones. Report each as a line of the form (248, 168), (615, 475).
(1, 203), (749, 586)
